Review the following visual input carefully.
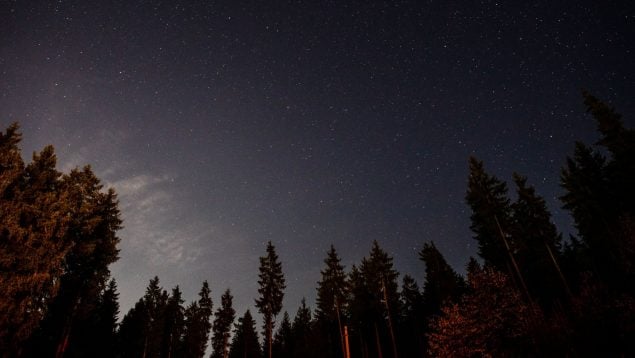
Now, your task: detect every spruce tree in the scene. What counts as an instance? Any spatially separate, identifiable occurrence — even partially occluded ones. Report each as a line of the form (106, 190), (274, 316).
(255, 241), (286, 358)
(399, 274), (425, 358)
(348, 241), (400, 358)
(511, 174), (567, 305)
(272, 312), (292, 358)
(466, 156), (514, 271)
(118, 298), (150, 357)
(291, 298), (313, 357)
(162, 286), (185, 358)
(37, 166), (122, 357)
(228, 310), (261, 358)
(182, 281), (213, 358)
(315, 245), (348, 358)
(419, 241), (465, 316)
(212, 289), (236, 358)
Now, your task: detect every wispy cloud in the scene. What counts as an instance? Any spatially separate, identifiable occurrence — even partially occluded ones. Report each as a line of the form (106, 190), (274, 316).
(107, 173), (208, 266)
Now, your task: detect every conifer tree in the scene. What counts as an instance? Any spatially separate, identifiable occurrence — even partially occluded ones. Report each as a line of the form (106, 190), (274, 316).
(0, 128), (73, 354)
(315, 245), (349, 323)
(162, 286), (185, 358)
(511, 174), (567, 304)
(212, 289), (236, 358)
(560, 93), (635, 290)
(37, 166), (122, 357)
(118, 298), (150, 357)
(65, 277), (121, 358)
(315, 245), (348, 358)
(399, 274), (425, 357)
(419, 242), (465, 316)
(255, 241), (286, 358)
(466, 157), (514, 271)
(272, 312), (292, 358)
(348, 241), (400, 358)
(228, 310), (261, 358)
(182, 281), (213, 358)
(291, 298), (313, 357)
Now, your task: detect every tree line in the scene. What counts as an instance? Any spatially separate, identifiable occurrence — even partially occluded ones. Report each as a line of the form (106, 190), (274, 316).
(1, 92), (634, 357)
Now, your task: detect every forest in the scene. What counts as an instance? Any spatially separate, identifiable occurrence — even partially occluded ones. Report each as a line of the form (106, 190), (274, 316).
(1, 92), (634, 357)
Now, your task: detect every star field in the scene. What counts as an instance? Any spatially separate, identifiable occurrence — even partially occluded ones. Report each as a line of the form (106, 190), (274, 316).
(1, 0), (634, 321)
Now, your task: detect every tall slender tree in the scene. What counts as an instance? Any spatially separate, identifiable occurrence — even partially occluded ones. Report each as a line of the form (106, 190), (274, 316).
(511, 174), (568, 304)
(466, 156), (514, 272)
(212, 289), (236, 358)
(162, 286), (185, 358)
(348, 241), (400, 358)
(315, 245), (348, 358)
(255, 241), (286, 358)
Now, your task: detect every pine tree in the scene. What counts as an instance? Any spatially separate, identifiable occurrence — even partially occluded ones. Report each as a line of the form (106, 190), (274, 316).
(419, 242), (465, 316)
(466, 157), (514, 271)
(98, 278), (120, 357)
(162, 286), (185, 358)
(144, 276), (169, 358)
(560, 93), (635, 290)
(511, 174), (568, 305)
(272, 312), (292, 358)
(399, 274), (425, 357)
(228, 310), (261, 358)
(348, 241), (400, 358)
(314, 245), (348, 358)
(0, 129), (73, 354)
(255, 241), (286, 358)
(291, 298), (313, 357)
(118, 298), (150, 357)
(212, 289), (236, 358)
(182, 281), (213, 358)
(36, 166), (122, 357)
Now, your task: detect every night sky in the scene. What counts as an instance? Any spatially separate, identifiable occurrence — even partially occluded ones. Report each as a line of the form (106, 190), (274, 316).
(2, 0), (634, 323)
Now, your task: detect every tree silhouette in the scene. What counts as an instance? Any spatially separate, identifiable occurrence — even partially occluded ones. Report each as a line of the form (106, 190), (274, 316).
(255, 241), (286, 358)
(314, 245), (348, 358)
(212, 289), (236, 358)
(229, 310), (261, 358)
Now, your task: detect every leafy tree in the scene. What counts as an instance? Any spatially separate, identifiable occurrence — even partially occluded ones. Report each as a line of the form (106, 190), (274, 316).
(428, 269), (540, 357)
(255, 241), (286, 358)
(212, 289), (236, 358)
(419, 241), (465, 316)
(314, 245), (348, 358)
(228, 310), (261, 358)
